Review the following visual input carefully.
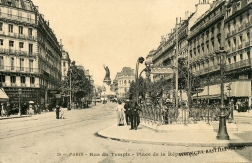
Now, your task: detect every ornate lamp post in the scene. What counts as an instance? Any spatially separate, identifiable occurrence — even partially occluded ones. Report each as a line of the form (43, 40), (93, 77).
(226, 83), (233, 121)
(216, 47), (229, 140)
(18, 88), (22, 116)
(135, 57), (145, 104)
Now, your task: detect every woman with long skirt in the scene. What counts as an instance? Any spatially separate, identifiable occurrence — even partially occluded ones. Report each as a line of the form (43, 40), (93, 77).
(116, 100), (125, 126)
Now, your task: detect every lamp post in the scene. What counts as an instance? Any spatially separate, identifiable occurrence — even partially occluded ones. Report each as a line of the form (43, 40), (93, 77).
(216, 47), (229, 140)
(135, 57), (145, 104)
(18, 88), (22, 116)
(226, 84), (233, 121)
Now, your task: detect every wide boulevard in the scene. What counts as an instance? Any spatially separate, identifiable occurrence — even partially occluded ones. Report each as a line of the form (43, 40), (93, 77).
(0, 102), (251, 163)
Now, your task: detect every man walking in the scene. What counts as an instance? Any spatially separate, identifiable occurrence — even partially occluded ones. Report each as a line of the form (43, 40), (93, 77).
(55, 104), (60, 119)
(129, 100), (140, 130)
(124, 100), (130, 125)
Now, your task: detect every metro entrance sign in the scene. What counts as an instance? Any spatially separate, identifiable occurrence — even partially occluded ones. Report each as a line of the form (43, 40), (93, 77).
(150, 66), (174, 74)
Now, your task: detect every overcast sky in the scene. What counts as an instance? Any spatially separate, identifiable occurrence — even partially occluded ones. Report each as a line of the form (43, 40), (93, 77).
(32, 0), (200, 85)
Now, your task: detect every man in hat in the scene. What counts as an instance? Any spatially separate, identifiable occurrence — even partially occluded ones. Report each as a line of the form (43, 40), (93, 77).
(129, 100), (141, 130)
(55, 104), (60, 119)
(124, 100), (130, 125)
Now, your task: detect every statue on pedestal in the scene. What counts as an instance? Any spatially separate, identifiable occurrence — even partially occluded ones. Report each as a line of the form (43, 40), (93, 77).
(103, 65), (111, 85)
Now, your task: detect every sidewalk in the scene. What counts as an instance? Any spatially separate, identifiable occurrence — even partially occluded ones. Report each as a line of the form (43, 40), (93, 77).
(98, 111), (252, 147)
(0, 114), (31, 120)
(0, 103), (98, 120)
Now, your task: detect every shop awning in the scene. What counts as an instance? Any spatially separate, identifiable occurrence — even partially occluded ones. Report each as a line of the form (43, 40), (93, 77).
(192, 94), (227, 99)
(193, 80), (251, 99)
(0, 88), (9, 101)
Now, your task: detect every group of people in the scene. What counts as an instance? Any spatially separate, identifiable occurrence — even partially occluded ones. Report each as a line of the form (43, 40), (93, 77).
(116, 98), (141, 130)
(0, 102), (42, 117)
(55, 104), (64, 119)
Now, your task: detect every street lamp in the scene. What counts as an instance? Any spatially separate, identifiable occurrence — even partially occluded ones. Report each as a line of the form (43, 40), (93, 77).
(18, 88), (22, 116)
(216, 47), (229, 140)
(226, 83), (233, 121)
(135, 57), (145, 104)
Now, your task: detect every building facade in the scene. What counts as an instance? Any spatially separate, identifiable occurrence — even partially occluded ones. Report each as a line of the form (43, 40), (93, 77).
(149, 0), (211, 101)
(224, 0), (252, 105)
(188, 0), (226, 101)
(117, 67), (135, 99)
(0, 0), (62, 107)
(60, 40), (70, 80)
(187, 0), (251, 106)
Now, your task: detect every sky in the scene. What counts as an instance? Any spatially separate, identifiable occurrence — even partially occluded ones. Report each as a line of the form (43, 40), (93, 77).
(32, 0), (201, 85)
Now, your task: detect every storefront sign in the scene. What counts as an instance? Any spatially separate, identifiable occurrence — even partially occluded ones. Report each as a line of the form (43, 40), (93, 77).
(150, 67), (174, 74)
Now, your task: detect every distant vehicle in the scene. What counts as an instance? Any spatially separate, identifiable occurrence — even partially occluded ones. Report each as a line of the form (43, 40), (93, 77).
(110, 98), (117, 103)
(95, 98), (102, 102)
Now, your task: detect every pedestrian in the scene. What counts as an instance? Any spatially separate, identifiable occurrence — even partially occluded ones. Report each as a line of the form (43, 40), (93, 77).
(116, 100), (125, 126)
(6, 102), (10, 117)
(59, 107), (64, 119)
(1, 103), (6, 117)
(124, 100), (130, 125)
(129, 100), (141, 130)
(34, 104), (38, 114)
(37, 104), (41, 114)
(55, 104), (60, 119)
(28, 104), (33, 116)
(67, 101), (70, 110)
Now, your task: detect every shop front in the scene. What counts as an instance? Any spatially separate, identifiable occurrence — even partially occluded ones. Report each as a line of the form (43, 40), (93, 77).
(194, 80), (251, 107)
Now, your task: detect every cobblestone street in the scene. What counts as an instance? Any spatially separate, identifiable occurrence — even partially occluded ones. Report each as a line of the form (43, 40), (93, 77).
(0, 103), (251, 163)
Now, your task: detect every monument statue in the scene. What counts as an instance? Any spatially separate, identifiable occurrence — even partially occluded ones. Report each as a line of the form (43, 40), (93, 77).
(103, 65), (111, 85)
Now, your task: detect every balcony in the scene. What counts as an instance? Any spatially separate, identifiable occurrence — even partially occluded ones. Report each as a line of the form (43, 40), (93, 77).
(232, 47), (236, 51)
(0, 13), (36, 24)
(18, 34), (26, 39)
(11, 83), (16, 86)
(7, 32), (17, 37)
(0, 66), (41, 74)
(8, 49), (15, 54)
(21, 83), (26, 87)
(189, 11), (223, 39)
(27, 35), (37, 41)
(238, 44), (242, 49)
(225, 58), (252, 71)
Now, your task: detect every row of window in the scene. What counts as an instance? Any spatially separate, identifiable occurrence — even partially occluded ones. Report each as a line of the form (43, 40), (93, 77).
(0, 22), (33, 35)
(0, 56), (33, 69)
(0, 75), (35, 84)
(0, 39), (33, 51)
(118, 80), (133, 85)
(0, 4), (32, 16)
(190, 51), (251, 71)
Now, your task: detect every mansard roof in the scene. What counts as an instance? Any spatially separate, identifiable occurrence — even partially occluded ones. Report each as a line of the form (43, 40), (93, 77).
(0, 0), (36, 12)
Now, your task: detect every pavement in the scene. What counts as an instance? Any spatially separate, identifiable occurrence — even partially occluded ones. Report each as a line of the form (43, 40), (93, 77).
(98, 110), (252, 147)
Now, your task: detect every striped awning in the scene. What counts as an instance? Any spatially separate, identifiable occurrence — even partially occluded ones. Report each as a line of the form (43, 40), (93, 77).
(0, 88), (9, 101)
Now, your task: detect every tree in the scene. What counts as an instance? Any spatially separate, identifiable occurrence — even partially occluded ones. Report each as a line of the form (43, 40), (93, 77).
(97, 86), (103, 98)
(127, 76), (147, 100)
(59, 61), (93, 103)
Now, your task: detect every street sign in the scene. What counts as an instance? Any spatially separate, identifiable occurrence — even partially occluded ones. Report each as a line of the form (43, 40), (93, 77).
(150, 67), (174, 74)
